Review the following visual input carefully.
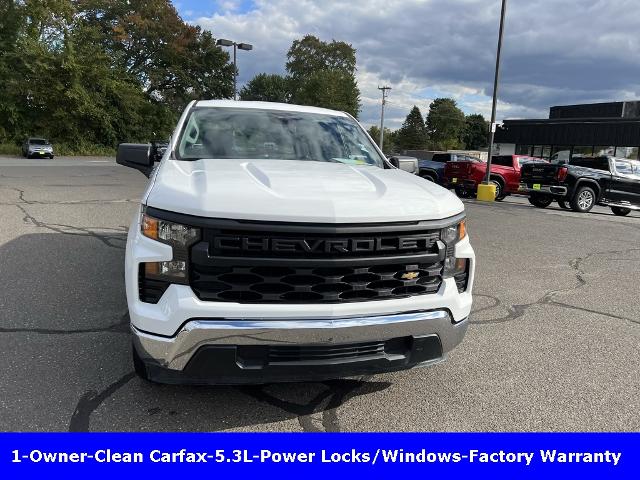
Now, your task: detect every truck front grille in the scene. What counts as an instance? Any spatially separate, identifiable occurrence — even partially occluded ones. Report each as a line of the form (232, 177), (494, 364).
(190, 262), (443, 303)
(188, 219), (447, 304)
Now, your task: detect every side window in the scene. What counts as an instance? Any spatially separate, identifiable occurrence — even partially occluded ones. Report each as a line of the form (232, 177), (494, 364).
(571, 158), (584, 167)
(598, 158), (611, 171)
(492, 156), (513, 166)
(431, 154), (449, 163)
(615, 161), (633, 175)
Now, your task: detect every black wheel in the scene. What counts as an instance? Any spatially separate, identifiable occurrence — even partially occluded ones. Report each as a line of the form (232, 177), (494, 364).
(557, 200), (570, 209)
(570, 186), (596, 213)
(489, 178), (504, 200)
(496, 192), (509, 201)
(420, 174), (435, 183)
(132, 343), (151, 381)
(611, 206), (631, 216)
(528, 194), (553, 208)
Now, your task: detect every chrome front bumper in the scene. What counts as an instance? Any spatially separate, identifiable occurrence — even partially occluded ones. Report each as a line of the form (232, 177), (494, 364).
(132, 310), (468, 371)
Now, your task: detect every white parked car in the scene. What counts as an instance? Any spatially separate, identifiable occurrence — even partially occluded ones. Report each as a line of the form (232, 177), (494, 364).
(117, 101), (475, 384)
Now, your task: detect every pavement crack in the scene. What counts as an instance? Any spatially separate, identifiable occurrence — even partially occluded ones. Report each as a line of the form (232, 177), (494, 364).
(238, 385), (333, 432)
(471, 247), (640, 327)
(0, 311), (131, 335)
(320, 377), (391, 432)
(69, 372), (136, 432)
(14, 203), (127, 250)
(239, 376), (391, 432)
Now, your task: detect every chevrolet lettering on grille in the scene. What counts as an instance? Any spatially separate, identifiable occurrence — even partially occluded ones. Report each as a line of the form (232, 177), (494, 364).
(213, 236), (433, 254)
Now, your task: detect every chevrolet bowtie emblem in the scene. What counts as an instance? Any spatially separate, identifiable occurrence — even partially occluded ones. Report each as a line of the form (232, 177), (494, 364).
(401, 271), (419, 280)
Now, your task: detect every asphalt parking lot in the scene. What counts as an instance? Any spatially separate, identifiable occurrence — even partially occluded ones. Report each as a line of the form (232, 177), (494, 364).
(1, 155), (639, 432)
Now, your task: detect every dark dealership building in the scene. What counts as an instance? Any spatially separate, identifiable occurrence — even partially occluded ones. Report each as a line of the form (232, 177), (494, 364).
(494, 101), (640, 162)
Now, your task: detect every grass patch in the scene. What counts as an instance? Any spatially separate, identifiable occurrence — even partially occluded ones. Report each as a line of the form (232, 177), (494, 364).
(0, 143), (21, 155)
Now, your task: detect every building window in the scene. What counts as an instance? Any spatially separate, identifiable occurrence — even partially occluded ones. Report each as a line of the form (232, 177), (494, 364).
(542, 146), (551, 160)
(615, 147), (639, 160)
(572, 146), (593, 159)
(551, 146), (571, 163)
(516, 145), (532, 155)
(532, 146), (542, 158)
(593, 146), (615, 156)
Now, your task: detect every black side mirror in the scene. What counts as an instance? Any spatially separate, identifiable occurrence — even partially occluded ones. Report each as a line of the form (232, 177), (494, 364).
(389, 156), (400, 168)
(116, 143), (154, 177)
(150, 140), (169, 163)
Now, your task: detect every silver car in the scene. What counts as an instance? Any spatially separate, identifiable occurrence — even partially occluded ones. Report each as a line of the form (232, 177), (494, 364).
(22, 138), (54, 159)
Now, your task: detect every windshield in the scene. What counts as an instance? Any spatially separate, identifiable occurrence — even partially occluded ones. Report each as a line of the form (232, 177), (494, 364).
(176, 107), (386, 168)
(30, 139), (47, 145)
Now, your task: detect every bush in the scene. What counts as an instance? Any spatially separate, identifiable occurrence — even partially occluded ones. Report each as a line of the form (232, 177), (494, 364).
(0, 143), (21, 155)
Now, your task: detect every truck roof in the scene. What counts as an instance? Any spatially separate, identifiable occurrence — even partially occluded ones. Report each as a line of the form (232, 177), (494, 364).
(193, 100), (349, 117)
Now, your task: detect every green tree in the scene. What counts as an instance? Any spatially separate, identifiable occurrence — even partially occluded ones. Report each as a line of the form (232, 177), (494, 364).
(79, 0), (234, 109)
(395, 106), (428, 151)
(463, 113), (488, 150)
(239, 73), (290, 102)
(286, 35), (360, 117)
(425, 98), (466, 150)
(0, 0), (235, 151)
(367, 125), (397, 154)
(0, 0), (25, 141)
(293, 69), (360, 116)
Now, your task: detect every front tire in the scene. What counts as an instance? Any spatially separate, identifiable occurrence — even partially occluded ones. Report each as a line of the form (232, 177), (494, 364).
(420, 174), (435, 183)
(489, 179), (504, 200)
(611, 206), (631, 216)
(528, 194), (553, 208)
(570, 186), (596, 213)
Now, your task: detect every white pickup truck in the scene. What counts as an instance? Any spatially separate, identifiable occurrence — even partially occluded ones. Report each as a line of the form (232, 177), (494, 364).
(117, 100), (475, 384)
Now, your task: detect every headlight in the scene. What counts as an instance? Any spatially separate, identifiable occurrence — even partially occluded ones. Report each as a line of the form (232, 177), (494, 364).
(441, 219), (468, 283)
(140, 213), (200, 284)
(141, 213), (200, 246)
(440, 219), (466, 245)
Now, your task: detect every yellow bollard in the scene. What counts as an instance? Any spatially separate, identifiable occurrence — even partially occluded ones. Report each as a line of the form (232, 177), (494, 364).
(476, 183), (496, 202)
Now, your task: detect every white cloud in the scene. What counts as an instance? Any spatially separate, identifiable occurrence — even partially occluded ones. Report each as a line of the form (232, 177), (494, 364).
(190, 0), (640, 128)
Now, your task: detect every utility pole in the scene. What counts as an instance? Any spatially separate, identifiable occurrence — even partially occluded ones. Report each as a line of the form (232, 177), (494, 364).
(478, 0), (508, 201)
(378, 86), (391, 152)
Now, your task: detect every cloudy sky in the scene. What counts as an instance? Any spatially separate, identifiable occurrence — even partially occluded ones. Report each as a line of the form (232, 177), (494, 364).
(173, 0), (640, 129)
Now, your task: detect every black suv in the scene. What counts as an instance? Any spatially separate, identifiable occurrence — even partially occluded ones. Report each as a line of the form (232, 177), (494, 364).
(519, 156), (640, 215)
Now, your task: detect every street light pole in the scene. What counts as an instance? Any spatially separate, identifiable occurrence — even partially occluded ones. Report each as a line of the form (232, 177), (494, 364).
(233, 43), (237, 101)
(217, 39), (253, 101)
(478, 0), (508, 201)
(378, 86), (391, 151)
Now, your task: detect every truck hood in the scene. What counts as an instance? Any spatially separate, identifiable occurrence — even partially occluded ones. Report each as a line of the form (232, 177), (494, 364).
(145, 159), (464, 223)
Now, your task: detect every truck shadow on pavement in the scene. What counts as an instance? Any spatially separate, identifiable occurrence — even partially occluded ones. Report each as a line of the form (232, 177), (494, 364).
(0, 232), (391, 432)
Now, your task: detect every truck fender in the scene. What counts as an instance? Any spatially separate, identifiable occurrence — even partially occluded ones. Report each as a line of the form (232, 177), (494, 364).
(489, 174), (506, 188)
(572, 178), (601, 200)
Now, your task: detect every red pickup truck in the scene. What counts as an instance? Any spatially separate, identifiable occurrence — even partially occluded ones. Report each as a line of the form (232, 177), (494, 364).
(444, 155), (547, 200)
